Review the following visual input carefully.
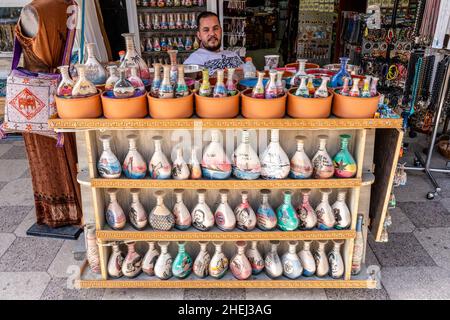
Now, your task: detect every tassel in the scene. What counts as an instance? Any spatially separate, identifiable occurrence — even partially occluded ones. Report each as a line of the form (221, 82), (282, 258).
(56, 132), (65, 148)
(0, 127), (6, 140)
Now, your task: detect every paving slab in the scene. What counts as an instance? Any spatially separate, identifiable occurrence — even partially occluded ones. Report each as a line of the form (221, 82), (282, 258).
(0, 272), (50, 300)
(14, 208), (36, 237)
(12, 139), (25, 146)
(184, 288), (245, 300)
(325, 287), (390, 300)
(398, 201), (450, 228)
(387, 207), (416, 233)
(393, 173), (435, 202)
(19, 169), (31, 179)
(368, 233), (436, 267)
(0, 237), (64, 272)
(40, 278), (104, 300)
(0, 160), (29, 183)
(0, 145), (27, 160)
(0, 178), (34, 206)
(0, 206), (34, 233)
(439, 198), (450, 213)
(365, 243), (380, 266)
(0, 144), (12, 158)
(0, 182), (6, 193)
(0, 233), (15, 258)
(381, 266), (450, 300)
(47, 240), (85, 278)
(102, 288), (184, 300)
(245, 288), (327, 300)
(413, 227), (450, 271)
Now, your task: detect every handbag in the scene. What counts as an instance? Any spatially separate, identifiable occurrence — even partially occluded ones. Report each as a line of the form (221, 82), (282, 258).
(1, 4), (77, 139)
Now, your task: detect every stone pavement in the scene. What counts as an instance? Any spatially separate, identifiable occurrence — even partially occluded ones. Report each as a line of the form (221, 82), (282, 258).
(0, 135), (449, 300)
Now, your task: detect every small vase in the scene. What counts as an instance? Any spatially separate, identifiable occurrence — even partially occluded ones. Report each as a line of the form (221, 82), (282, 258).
(330, 57), (351, 88)
(256, 189), (277, 231)
(351, 214), (364, 275)
(361, 76), (371, 98)
(235, 191), (257, 231)
(175, 65), (189, 97)
(149, 136), (172, 179)
(232, 130), (261, 180)
(260, 129), (290, 180)
(128, 67), (146, 94)
(121, 242), (142, 278)
(314, 240), (330, 277)
(281, 241), (303, 279)
(316, 189), (335, 230)
(328, 240), (345, 279)
(193, 241), (211, 278)
(314, 77), (329, 98)
(332, 190), (351, 229)
(340, 76), (350, 96)
(173, 189), (192, 230)
(57, 65), (74, 97)
(191, 189), (215, 231)
(312, 135), (334, 179)
(199, 69), (212, 97)
(153, 37), (161, 51)
(214, 189), (236, 231)
(105, 65), (120, 92)
(290, 135), (313, 179)
(120, 33), (150, 81)
(209, 241), (229, 279)
(276, 190), (299, 231)
(276, 70), (285, 97)
(128, 188), (148, 230)
(172, 241), (193, 279)
(349, 78), (360, 97)
(333, 134), (357, 178)
(123, 134), (147, 179)
(307, 75), (315, 95)
(246, 241), (264, 275)
(97, 135), (122, 179)
(151, 63), (162, 97)
(298, 240), (316, 276)
(290, 58), (307, 86)
(85, 224), (101, 274)
(105, 188), (126, 230)
(251, 71), (265, 99)
(295, 76), (309, 97)
(107, 242), (124, 278)
(201, 130), (232, 180)
(213, 69), (228, 97)
(149, 190), (175, 231)
(142, 241), (159, 276)
(84, 43), (107, 85)
(370, 76), (379, 97)
(226, 68), (238, 96)
(154, 241), (173, 280)
(113, 68), (135, 98)
(175, 13), (183, 29)
(72, 65), (97, 97)
(193, 37), (199, 50)
(265, 241), (283, 279)
(230, 241), (252, 280)
(159, 65), (174, 98)
(264, 70), (278, 99)
(297, 189), (317, 230)
(189, 147), (202, 179)
(172, 148), (190, 180)
(167, 50), (178, 84)
(186, 36), (194, 51)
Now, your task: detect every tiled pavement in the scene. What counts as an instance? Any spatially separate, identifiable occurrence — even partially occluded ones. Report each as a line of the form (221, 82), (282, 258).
(0, 136), (449, 300)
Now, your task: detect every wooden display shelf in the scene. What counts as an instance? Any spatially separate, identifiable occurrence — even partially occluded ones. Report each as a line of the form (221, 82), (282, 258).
(90, 177), (362, 189)
(96, 225), (356, 241)
(48, 117), (403, 131)
(76, 262), (377, 289)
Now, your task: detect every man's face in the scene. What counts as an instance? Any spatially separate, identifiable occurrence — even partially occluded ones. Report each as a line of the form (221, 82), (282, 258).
(197, 15), (222, 52)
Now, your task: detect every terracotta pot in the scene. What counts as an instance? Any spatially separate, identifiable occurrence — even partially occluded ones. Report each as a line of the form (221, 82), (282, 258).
(55, 90), (102, 119)
(148, 92), (193, 119)
(332, 90), (380, 118)
(102, 92), (148, 119)
(195, 92), (240, 119)
(287, 88), (333, 118)
(241, 88), (286, 119)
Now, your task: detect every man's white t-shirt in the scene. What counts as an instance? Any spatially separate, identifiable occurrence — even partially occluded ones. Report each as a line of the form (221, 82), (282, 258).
(184, 48), (243, 74)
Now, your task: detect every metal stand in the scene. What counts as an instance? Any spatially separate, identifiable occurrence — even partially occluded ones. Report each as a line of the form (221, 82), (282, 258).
(403, 54), (450, 199)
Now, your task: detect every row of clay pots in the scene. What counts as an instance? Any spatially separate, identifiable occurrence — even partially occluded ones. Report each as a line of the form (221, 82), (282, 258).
(55, 87), (380, 120)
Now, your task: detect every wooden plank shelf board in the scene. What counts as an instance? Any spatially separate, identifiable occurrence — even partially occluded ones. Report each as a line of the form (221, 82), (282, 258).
(49, 117), (403, 131)
(96, 225), (356, 241)
(90, 177), (362, 189)
(76, 262), (377, 289)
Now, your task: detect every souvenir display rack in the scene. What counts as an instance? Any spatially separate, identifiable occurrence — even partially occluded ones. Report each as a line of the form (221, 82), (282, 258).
(49, 116), (403, 289)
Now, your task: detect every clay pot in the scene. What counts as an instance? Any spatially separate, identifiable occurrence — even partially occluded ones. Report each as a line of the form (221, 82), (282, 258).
(332, 91), (379, 118)
(101, 92), (148, 119)
(148, 92), (194, 119)
(287, 88), (333, 118)
(241, 88), (286, 119)
(195, 92), (240, 119)
(55, 90), (102, 119)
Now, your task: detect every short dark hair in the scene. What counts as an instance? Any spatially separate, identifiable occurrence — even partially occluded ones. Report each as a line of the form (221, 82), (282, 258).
(197, 11), (220, 30)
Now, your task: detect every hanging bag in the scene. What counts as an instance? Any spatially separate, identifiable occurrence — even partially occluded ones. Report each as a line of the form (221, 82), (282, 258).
(1, 2), (77, 138)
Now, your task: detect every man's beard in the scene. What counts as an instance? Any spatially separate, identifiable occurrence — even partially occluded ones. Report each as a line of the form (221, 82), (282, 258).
(202, 37), (221, 51)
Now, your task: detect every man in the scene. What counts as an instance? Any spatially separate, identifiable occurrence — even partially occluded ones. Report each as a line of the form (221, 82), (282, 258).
(184, 11), (243, 74)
